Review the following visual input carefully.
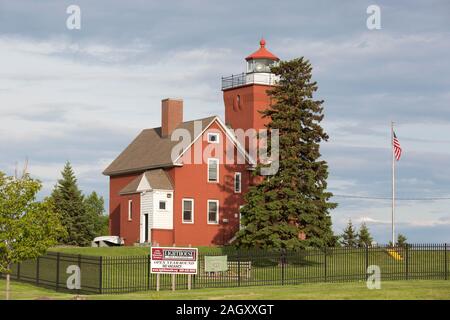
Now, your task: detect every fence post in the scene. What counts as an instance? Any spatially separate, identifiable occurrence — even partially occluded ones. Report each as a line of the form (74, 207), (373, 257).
(36, 256), (40, 286)
(187, 244), (192, 290)
(405, 244), (409, 280)
(147, 254), (151, 290)
(324, 247), (327, 283)
(237, 251), (241, 287)
(99, 256), (103, 294)
(365, 245), (369, 280)
(56, 253), (60, 291)
(445, 243), (448, 281)
(171, 244), (176, 291)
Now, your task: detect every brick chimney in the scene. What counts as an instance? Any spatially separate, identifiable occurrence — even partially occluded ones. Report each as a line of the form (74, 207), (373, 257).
(161, 98), (183, 137)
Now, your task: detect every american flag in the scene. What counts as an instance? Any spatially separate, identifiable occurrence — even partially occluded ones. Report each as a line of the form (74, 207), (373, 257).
(393, 131), (402, 161)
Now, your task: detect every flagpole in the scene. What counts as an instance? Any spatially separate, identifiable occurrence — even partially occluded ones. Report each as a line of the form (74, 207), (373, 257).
(391, 121), (395, 246)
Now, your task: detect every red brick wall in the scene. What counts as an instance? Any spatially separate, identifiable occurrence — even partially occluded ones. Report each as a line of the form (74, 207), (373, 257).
(108, 173), (140, 237)
(169, 121), (249, 246)
(161, 98), (183, 137)
(223, 84), (274, 133)
(151, 229), (174, 246)
(109, 121), (252, 247)
(119, 193), (141, 245)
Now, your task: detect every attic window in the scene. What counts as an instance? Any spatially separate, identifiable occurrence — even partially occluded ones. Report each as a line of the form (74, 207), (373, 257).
(159, 201), (166, 210)
(207, 133), (219, 144)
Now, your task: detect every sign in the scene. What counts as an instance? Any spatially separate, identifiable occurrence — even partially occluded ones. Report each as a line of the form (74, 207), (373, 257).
(151, 247), (198, 274)
(204, 255), (228, 272)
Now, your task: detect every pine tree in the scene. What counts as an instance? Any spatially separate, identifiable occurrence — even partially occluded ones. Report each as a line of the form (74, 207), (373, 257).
(397, 233), (407, 247)
(357, 222), (373, 247)
(234, 57), (337, 249)
(84, 191), (108, 237)
(340, 219), (358, 247)
(51, 162), (94, 246)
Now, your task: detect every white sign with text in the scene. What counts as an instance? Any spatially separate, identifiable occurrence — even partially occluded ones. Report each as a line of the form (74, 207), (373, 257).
(150, 247), (198, 274)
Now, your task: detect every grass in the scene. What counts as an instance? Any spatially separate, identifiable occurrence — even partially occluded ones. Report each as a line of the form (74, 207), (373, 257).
(1, 279), (450, 300)
(48, 246), (152, 257)
(48, 245), (227, 256)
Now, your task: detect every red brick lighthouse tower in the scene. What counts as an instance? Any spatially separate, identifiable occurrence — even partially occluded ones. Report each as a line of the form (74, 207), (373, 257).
(222, 39), (280, 133)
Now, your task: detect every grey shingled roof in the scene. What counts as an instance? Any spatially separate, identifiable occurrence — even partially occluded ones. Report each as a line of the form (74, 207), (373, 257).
(119, 169), (174, 194)
(103, 116), (216, 176)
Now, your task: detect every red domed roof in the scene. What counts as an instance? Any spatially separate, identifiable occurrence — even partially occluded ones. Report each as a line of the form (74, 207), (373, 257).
(245, 38), (279, 61)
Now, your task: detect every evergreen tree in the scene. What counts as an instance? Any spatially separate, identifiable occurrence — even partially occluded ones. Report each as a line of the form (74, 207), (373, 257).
(340, 219), (358, 247)
(84, 191), (109, 237)
(357, 222), (373, 247)
(235, 57), (337, 249)
(397, 233), (407, 247)
(51, 162), (94, 246)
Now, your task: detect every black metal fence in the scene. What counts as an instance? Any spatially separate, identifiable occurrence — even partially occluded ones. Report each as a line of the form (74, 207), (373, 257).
(4, 252), (102, 294)
(3, 244), (449, 295)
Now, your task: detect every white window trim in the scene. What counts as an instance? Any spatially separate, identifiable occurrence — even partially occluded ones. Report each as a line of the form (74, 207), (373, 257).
(234, 172), (242, 193)
(207, 200), (219, 225)
(182, 198), (194, 224)
(207, 158), (219, 183)
(128, 200), (133, 221)
(207, 132), (220, 144)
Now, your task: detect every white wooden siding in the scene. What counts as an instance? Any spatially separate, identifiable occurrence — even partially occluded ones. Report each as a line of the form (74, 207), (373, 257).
(152, 190), (173, 230)
(140, 191), (153, 243)
(140, 190), (173, 243)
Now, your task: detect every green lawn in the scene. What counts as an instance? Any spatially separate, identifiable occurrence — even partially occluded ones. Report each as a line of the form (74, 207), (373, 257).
(48, 246), (226, 256)
(1, 279), (449, 300)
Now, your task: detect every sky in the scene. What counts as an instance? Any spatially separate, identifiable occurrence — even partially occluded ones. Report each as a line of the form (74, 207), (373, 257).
(1, 0), (449, 243)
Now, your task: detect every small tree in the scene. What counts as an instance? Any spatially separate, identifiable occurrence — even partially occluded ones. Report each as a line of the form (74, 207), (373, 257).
(397, 233), (408, 247)
(51, 162), (94, 246)
(357, 222), (373, 247)
(0, 172), (65, 300)
(84, 191), (108, 237)
(340, 219), (358, 247)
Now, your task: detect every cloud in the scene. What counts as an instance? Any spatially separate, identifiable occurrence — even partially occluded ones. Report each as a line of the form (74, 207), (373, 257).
(1, 1), (450, 242)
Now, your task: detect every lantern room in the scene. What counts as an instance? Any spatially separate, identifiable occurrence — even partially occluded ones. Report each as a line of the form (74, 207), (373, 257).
(245, 38), (280, 73)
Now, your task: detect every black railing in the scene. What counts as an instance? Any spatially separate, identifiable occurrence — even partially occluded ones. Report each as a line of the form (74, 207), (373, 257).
(2, 252), (102, 294)
(221, 73), (246, 90)
(2, 244), (449, 295)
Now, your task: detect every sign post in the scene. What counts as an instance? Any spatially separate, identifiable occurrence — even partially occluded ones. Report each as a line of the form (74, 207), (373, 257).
(188, 244), (192, 291)
(150, 247), (198, 291)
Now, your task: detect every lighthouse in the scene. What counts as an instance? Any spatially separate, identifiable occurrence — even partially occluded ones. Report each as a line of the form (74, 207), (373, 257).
(222, 39), (280, 133)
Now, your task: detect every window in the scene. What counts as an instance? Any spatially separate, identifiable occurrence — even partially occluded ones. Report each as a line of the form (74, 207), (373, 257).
(128, 200), (133, 221)
(247, 60), (254, 73)
(208, 158), (219, 183)
(182, 199), (194, 223)
(207, 200), (219, 224)
(207, 132), (219, 144)
(234, 172), (241, 193)
(236, 95), (241, 110)
(159, 201), (166, 210)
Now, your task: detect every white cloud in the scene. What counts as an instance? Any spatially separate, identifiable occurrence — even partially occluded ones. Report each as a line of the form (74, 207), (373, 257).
(1, 1), (450, 242)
